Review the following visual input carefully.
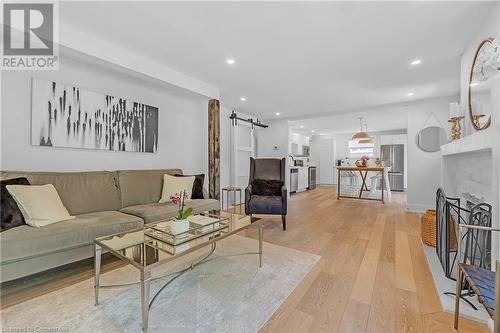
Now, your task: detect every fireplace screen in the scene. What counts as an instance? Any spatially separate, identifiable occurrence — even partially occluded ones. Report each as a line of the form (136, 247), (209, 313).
(436, 188), (492, 280)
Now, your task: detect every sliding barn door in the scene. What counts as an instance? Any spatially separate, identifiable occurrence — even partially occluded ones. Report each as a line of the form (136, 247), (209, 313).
(230, 121), (256, 205)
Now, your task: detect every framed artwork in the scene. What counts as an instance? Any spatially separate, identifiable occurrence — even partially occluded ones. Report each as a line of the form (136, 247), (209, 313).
(31, 78), (159, 153)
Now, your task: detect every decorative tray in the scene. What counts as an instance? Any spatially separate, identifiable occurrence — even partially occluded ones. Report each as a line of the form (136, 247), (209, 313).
(144, 215), (229, 247)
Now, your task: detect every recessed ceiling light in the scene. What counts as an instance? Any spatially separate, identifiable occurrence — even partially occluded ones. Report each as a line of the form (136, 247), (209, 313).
(226, 59), (235, 65)
(240, 97), (246, 102)
(470, 82), (479, 87)
(407, 92), (415, 96)
(275, 112), (280, 116)
(410, 59), (422, 66)
(300, 125), (304, 129)
(311, 130), (315, 133)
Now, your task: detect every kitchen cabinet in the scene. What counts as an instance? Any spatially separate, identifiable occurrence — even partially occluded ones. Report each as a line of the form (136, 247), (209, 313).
(298, 167), (308, 191)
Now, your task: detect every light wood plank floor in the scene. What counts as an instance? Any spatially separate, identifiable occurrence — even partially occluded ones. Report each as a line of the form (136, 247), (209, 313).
(239, 186), (488, 333)
(1, 186), (489, 332)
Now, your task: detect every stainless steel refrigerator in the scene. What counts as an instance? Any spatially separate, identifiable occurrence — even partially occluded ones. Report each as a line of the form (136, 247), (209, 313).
(380, 144), (405, 191)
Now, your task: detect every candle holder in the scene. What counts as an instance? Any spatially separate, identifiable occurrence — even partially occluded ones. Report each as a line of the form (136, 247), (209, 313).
(448, 116), (464, 141)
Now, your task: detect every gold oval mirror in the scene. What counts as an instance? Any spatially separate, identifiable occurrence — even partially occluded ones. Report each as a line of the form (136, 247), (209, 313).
(468, 38), (496, 131)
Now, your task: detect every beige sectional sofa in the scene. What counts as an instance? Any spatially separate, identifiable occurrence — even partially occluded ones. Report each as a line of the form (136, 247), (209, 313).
(0, 169), (219, 282)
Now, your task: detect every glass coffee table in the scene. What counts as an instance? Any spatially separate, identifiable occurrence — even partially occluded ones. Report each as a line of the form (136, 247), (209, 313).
(94, 211), (263, 332)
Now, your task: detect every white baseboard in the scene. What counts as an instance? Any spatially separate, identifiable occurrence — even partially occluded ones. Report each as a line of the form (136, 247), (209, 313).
(406, 203), (431, 214)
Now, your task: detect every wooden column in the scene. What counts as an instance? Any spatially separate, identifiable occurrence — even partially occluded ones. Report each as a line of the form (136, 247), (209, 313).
(208, 99), (220, 200)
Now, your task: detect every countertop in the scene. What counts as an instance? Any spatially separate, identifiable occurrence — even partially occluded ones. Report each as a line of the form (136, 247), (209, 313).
(336, 165), (384, 171)
(290, 165), (316, 169)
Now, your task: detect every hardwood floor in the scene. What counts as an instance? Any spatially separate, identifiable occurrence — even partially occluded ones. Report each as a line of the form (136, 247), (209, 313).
(239, 186), (488, 333)
(1, 186), (489, 332)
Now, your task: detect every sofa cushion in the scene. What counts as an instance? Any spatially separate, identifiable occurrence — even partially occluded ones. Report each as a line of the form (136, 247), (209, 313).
(158, 174), (195, 203)
(121, 199), (220, 224)
(0, 171), (121, 215)
(0, 211), (143, 264)
(247, 195), (283, 215)
(6, 184), (74, 227)
(251, 179), (283, 196)
(118, 169), (183, 207)
(174, 173), (205, 199)
(1, 177), (30, 232)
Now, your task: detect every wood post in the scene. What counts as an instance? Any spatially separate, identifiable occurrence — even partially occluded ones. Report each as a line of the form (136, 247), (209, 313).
(208, 99), (220, 200)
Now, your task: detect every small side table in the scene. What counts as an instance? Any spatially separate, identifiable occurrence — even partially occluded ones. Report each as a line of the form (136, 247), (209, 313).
(222, 187), (242, 213)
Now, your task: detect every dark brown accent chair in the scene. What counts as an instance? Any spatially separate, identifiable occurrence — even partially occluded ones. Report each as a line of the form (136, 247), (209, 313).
(245, 158), (287, 230)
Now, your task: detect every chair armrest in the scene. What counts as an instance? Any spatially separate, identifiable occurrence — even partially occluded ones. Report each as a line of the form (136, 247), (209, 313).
(245, 185), (253, 202)
(281, 184), (287, 198)
(281, 184), (287, 214)
(457, 223), (500, 232)
(244, 185), (253, 215)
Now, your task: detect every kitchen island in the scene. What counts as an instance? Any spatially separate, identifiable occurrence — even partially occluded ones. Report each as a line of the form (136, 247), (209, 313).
(336, 165), (386, 203)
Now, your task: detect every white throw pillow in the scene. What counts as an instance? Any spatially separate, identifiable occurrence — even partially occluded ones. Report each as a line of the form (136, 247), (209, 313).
(6, 184), (75, 227)
(159, 174), (195, 203)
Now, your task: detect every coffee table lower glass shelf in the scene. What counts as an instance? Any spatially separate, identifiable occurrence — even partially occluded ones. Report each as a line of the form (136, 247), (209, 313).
(94, 211), (263, 332)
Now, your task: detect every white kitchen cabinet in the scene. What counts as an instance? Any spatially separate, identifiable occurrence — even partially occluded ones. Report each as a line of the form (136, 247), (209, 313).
(297, 167), (308, 191)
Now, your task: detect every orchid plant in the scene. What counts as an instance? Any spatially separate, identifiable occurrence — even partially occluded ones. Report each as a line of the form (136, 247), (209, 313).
(170, 190), (193, 221)
(360, 155), (370, 162)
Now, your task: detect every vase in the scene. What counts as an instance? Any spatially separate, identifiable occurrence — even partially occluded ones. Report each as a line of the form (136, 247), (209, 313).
(170, 218), (190, 238)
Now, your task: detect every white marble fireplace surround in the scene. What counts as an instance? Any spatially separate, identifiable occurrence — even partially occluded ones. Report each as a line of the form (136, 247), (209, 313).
(441, 129), (499, 266)
(423, 129), (499, 326)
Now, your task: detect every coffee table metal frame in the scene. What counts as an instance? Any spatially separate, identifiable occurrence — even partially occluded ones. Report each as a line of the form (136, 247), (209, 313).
(222, 187), (242, 213)
(94, 213), (264, 332)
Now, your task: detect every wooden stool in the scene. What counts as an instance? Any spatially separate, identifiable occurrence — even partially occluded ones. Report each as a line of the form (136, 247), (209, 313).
(222, 187), (242, 213)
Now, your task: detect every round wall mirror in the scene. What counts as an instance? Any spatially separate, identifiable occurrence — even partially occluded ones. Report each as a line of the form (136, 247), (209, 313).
(416, 126), (447, 152)
(469, 38), (497, 130)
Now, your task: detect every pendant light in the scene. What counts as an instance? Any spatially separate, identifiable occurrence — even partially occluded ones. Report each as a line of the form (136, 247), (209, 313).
(358, 123), (374, 144)
(352, 117), (370, 141)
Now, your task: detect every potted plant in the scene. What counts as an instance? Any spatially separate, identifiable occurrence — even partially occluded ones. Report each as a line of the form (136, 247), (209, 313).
(170, 190), (193, 237)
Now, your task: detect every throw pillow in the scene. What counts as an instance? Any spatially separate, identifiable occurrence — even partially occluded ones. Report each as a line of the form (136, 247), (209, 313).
(6, 184), (74, 227)
(1, 177), (30, 232)
(251, 179), (283, 196)
(159, 174), (195, 203)
(174, 174), (205, 199)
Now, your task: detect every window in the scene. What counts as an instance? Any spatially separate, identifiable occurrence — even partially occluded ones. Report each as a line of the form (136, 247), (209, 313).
(348, 139), (375, 158)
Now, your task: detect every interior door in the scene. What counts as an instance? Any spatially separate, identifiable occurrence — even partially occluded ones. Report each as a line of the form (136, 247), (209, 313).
(230, 121), (256, 206)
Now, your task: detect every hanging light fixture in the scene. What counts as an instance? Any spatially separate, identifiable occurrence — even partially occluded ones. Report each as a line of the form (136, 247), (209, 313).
(358, 123), (374, 144)
(352, 117), (370, 141)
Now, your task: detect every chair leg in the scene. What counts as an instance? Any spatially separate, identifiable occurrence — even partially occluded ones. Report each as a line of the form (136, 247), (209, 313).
(281, 215), (287, 230)
(454, 268), (463, 329)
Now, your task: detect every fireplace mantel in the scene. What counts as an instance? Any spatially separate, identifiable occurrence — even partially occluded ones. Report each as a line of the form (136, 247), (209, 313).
(440, 130), (494, 156)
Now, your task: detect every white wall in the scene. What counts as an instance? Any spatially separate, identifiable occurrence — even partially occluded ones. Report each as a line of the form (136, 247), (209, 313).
(407, 95), (458, 212)
(219, 105), (233, 195)
(256, 119), (289, 159)
(1, 53), (209, 178)
(311, 135), (335, 185)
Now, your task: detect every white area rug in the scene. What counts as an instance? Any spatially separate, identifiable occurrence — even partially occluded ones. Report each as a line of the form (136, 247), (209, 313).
(1, 235), (319, 333)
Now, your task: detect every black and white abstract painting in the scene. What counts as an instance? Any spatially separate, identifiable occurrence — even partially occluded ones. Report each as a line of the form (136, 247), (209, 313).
(31, 78), (159, 153)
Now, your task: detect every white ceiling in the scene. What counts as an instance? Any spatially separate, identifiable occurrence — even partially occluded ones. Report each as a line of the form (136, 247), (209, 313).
(289, 102), (410, 136)
(61, 1), (494, 120)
